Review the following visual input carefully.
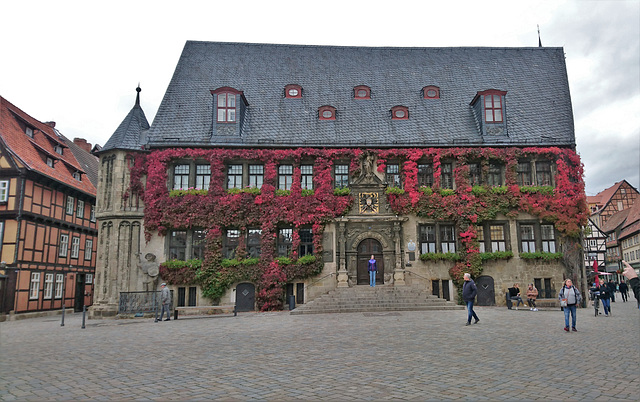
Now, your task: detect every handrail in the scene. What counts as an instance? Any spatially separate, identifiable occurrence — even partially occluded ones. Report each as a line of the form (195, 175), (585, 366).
(405, 270), (431, 282)
(304, 272), (335, 291)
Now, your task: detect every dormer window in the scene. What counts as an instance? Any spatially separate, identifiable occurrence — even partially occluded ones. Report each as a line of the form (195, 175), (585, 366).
(391, 106), (409, 120)
(25, 126), (34, 138)
(354, 85), (371, 99)
(72, 172), (81, 181)
(423, 85), (440, 99)
(217, 92), (236, 122)
(484, 94), (503, 122)
(319, 105), (336, 121)
(46, 157), (54, 167)
(285, 84), (302, 99)
(54, 145), (63, 155)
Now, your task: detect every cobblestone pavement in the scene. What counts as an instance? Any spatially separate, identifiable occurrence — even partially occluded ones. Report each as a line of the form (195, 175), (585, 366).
(1, 299), (639, 401)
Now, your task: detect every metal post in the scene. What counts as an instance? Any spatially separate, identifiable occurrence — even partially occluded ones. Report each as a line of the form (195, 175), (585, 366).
(154, 290), (159, 323)
(81, 305), (86, 329)
(61, 304), (65, 327)
(233, 304), (237, 317)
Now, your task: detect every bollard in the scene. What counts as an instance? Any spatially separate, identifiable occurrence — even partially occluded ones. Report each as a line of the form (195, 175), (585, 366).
(61, 304), (65, 327)
(233, 304), (237, 317)
(289, 295), (295, 311)
(81, 305), (86, 329)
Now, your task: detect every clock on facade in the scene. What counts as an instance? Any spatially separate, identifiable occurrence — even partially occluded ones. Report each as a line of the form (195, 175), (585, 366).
(359, 192), (379, 214)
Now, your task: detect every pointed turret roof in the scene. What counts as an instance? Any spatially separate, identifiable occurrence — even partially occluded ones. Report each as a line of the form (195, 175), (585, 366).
(101, 86), (150, 152)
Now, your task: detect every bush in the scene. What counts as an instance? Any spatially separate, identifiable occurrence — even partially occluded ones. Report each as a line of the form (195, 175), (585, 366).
(520, 251), (563, 260)
(385, 187), (405, 195)
(519, 186), (554, 195)
(419, 186), (433, 195)
(479, 250), (513, 261)
(333, 188), (351, 196)
(419, 252), (460, 262)
(169, 189), (208, 197)
(439, 189), (455, 196)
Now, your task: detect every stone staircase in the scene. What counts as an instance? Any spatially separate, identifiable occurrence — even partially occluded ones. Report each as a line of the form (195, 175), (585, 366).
(290, 285), (464, 315)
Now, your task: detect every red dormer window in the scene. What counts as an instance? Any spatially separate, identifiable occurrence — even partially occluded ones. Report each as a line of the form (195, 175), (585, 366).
(285, 84), (302, 99)
(423, 85), (440, 99)
(354, 85), (371, 99)
(211, 87), (245, 123)
(319, 105), (336, 121)
(472, 89), (507, 123)
(391, 106), (409, 120)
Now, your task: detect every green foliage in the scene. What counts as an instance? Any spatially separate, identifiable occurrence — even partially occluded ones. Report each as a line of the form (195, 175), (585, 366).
(479, 250), (514, 261)
(471, 186), (487, 196)
(419, 252), (461, 262)
(169, 189), (208, 197)
(490, 186), (508, 194)
(221, 257), (260, 268)
(301, 189), (315, 197)
(439, 189), (455, 196)
(275, 256), (292, 265)
(227, 187), (261, 195)
(297, 254), (317, 265)
(520, 186), (554, 195)
(385, 186), (405, 195)
(520, 251), (563, 260)
(418, 186), (433, 195)
(275, 189), (291, 197)
(333, 188), (351, 196)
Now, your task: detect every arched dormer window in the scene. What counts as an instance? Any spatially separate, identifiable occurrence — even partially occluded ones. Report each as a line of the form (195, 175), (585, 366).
(391, 106), (409, 120)
(285, 84), (302, 99)
(354, 85), (371, 99)
(471, 89), (507, 123)
(318, 105), (336, 121)
(423, 85), (440, 99)
(211, 87), (245, 123)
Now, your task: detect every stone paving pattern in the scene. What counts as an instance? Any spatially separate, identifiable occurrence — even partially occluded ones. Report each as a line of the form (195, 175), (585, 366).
(1, 299), (639, 401)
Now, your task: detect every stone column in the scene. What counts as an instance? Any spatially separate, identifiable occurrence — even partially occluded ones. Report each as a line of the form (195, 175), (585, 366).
(336, 219), (349, 287)
(392, 220), (406, 286)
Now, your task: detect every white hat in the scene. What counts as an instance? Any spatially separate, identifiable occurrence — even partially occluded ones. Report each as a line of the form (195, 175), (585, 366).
(161, 283), (166, 286)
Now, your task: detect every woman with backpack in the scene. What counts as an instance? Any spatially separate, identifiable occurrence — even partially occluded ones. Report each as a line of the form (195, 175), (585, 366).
(558, 279), (582, 332)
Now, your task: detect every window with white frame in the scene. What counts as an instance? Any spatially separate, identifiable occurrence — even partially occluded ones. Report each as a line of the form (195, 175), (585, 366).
(419, 225), (436, 254)
(227, 164), (243, 189)
(520, 224), (536, 252)
(476, 226), (486, 253)
(487, 162), (504, 186)
(195, 164), (211, 190)
(169, 230), (187, 260)
(517, 161), (532, 186)
(536, 161), (552, 186)
(173, 164), (190, 190)
(44, 273), (54, 299)
(55, 274), (64, 298)
(217, 92), (236, 122)
(417, 163), (434, 187)
(301, 165), (313, 190)
(334, 164), (349, 189)
(490, 225), (507, 252)
(440, 163), (453, 189)
(71, 237), (80, 258)
(76, 200), (85, 218)
(278, 165), (293, 190)
(386, 164), (401, 188)
(249, 165), (264, 189)
(46, 157), (54, 167)
(90, 205), (96, 222)
(440, 225), (456, 253)
(299, 228), (313, 256)
(541, 225), (556, 253)
(59, 234), (69, 257)
(84, 239), (93, 261)
(0, 180), (9, 202)
(66, 196), (74, 215)
(223, 229), (240, 259)
(30, 272), (40, 299)
(54, 144), (64, 155)
(72, 172), (81, 181)
(86, 273), (93, 284)
(278, 228), (293, 257)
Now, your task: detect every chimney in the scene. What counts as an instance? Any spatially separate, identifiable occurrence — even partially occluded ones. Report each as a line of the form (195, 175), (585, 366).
(73, 138), (92, 153)
(44, 121), (56, 128)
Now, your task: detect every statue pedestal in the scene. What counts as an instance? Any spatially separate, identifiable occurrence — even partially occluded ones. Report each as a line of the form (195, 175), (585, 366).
(393, 269), (406, 286)
(337, 269), (349, 287)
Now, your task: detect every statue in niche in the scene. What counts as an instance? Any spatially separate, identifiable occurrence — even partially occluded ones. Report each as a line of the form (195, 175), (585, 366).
(137, 252), (159, 291)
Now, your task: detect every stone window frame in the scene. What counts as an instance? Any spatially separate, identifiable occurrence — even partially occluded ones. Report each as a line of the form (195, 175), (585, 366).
(418, 222), (457, 254)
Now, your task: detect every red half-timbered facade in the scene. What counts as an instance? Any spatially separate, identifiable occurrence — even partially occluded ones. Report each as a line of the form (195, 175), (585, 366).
(0, 96), (98, 317)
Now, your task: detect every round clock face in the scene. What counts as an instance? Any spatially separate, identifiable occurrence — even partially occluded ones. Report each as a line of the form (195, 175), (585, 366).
(359, 192), (379, 214)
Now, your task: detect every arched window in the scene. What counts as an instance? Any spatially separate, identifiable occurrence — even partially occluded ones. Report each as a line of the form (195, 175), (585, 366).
(391, 106), (409, 120)
(285, 84), (302, 99)
(319, 105), (337, 121)
(423, 85), (440, 99)
(354, 85), (371, 99)
(211, 87), (243, 123)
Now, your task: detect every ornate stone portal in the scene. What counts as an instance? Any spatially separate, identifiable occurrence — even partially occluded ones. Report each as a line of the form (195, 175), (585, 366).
(335, 153), (407, 287)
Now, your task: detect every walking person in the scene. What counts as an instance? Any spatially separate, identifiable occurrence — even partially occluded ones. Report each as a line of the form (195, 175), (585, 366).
(159, 283), (171, 321)
(463, 273), (479, 326)
(618, 280), (629, 302)
(621, 261), (639, 308)
(558, 279), (582, 332)
(526, 283), (538, 311)
(599, 280), (612, 316)
(368, 255), (377, 287)
(608, 280), (616, 302)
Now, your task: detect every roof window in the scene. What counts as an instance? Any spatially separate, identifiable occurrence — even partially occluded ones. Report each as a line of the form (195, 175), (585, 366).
(391, 106), (409, 120)
(423, 86), (440, 99)
(319, 105), (336, 121)
(54, 145), (63, 155)
(25, 126), (34, 138)
(73, 172), (82, 181)
(354, 85), (371, 99)
(285, 84), (302, 99)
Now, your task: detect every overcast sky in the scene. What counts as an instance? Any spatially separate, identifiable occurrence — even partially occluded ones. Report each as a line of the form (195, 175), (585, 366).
(1, 0), (638, 196)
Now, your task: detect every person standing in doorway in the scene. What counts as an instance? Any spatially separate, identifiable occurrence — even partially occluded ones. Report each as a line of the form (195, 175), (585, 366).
(159, 283), (171, 321)
(558, 279), (582, 332)
(368, 255), (377, 287)
(463, 273), (479, 326)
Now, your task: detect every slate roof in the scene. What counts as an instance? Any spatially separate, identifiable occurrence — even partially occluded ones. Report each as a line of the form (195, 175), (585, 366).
(143, 41), (575, 148)
(101, 87), (150, 152)
(0, 96), (97, 196)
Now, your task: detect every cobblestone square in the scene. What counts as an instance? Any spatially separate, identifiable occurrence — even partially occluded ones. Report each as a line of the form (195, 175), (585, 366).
(1, 300), (639, 401)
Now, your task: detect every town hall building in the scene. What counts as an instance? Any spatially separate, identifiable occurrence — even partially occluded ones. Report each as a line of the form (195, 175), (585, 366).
(90, 42), (588, 317)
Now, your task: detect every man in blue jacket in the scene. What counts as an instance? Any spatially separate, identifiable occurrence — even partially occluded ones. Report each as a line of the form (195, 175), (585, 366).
(463, 273), (480, 326)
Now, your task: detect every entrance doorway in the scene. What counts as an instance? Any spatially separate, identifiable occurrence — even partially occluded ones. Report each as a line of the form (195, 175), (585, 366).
(475, 275), (495, 306)
(74, 274), (85, 312)
(356, 238), (383, 285)
(236, 282), (255, 312)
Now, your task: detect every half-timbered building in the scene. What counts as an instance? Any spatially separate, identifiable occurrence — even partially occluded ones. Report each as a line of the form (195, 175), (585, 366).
(0, 96), (98, 318)
(588, 180), (640, 228)
(90, 42), (589, 317)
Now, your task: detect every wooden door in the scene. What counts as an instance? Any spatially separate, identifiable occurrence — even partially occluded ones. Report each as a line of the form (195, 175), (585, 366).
(356, 239), (383, 285)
